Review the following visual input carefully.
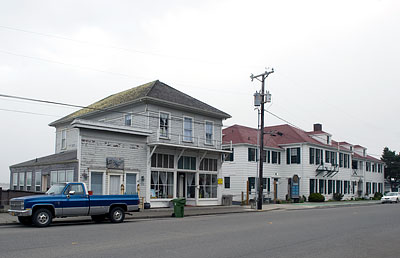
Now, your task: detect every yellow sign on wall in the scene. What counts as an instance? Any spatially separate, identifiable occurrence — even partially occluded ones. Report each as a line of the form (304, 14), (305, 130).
(218, 178), (223, 185)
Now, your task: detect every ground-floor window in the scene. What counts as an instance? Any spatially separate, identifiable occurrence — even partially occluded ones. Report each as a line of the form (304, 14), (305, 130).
(366, 182), (371, 195)
(224, 177), (230, 189)
(352, 181), (357, 194)
(126, 173), (137, 195)
(372, 182), (377, 194)
(35, 172), (41, 192)
(151, 171), (174, 199)
(378, 183), (383, 193)
(310, 179), (315, 194)
(91, 172), (104, 195)
(186, 173), (196, 198)
(12, 173), (18, 190)
(19, 172), (25, 190)
(319, 179), (325, 194)
(199, 173), (217, 198)
(328, 180), (333, 194)
(26, 172), (32, 191)
(50, 170), (74, 185)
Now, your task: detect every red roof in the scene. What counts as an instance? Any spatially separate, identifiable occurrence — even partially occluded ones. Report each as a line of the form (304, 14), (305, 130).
(352, 152), (383, 163)
(223, 124), (349, 150)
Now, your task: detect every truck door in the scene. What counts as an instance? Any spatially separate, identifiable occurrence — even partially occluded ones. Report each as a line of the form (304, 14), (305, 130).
(61, 183), (89, 216)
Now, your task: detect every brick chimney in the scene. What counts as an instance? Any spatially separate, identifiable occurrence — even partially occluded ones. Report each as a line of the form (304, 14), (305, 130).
(313, 123), (322, 132)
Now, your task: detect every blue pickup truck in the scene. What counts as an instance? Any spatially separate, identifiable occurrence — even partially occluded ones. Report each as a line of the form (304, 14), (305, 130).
(8, 182), (140, 227)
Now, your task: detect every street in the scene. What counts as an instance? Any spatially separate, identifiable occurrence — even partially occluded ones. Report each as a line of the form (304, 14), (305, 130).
(0, 204), (399, 258)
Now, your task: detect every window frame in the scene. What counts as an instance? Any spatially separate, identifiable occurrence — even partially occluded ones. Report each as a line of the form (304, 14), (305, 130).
(124, 114), (133, 126)
(224, 176), (230, 189)
(159, 111), (170, 139)
(35, 171), (41, 192)
(204, 120), (214, 145)
(61, 129), (67, 150)
(183, 116), (194, 142)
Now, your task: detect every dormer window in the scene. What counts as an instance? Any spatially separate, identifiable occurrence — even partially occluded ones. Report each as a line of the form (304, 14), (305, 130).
(125, 114), (132, 126)
(327, 136), (330, 145)
(61, 129), (67, 149)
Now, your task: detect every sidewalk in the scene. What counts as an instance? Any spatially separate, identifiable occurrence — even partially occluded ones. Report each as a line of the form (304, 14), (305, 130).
(0, 200), (381, 226)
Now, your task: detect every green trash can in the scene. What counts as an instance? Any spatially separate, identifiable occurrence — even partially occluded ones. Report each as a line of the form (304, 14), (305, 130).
(172, 198), (186, 218)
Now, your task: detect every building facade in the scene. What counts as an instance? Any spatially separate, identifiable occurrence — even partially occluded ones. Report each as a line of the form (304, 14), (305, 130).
(10, 80), (231, 207)
(221, 124), (385, 202)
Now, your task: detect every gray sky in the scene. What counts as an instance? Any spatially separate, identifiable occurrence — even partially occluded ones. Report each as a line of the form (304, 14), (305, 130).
(1, 0), (399, 183)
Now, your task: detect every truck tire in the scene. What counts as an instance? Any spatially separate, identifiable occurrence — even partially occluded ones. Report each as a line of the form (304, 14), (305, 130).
(18, 216), (32, 226)
(91, 214), (106, 223)
(32, 208), (52, 227)
(109, 207), (125, 223)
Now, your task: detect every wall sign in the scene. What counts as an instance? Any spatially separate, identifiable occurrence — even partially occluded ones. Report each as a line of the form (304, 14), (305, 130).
(106, 157), (125, 169)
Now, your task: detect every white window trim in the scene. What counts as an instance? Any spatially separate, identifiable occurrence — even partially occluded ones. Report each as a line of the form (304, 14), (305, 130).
(13, 173), (18, 186)
(204, 120), (214, 146)
(26, 172), (32, 187)
(107, 171), (124, 195)
(159, 111), (171, 139)
(182, 116), (194, 143)
(124, 113), (133, 126)
(89, 170), (106, 195)
(61, 129), (67, 150)
(35, 171), (41, 191)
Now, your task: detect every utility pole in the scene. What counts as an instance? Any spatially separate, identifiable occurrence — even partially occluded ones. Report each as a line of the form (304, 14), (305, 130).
(251, 68), (274, 210)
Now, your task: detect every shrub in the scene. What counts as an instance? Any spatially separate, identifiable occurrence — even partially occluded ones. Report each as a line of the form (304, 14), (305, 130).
(333, 193), (344, 201)
(373, 192), (383, 200)
(308, 193), (325, 202)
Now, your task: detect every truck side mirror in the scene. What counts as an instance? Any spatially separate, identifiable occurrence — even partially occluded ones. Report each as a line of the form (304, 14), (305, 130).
(69, 190), (76, 195)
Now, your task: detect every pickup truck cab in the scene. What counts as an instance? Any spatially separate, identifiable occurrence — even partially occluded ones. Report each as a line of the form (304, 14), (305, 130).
(8, 182), (139, 227)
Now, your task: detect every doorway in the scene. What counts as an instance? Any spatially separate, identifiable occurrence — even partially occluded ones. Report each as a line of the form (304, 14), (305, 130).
(109, 175), (121, 195)
(177, 172), (185, 198)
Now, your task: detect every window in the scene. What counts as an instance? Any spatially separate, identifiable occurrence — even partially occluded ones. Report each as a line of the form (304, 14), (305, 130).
(91, 172), (103, 195)
(344, 181), (349, 194)
(200, 158), (218, 171)
(126, 173), (137, 195)
(151, 171), (174, 199)
(19, 172), (25, 190)
(199, 174), (217, 198)
(224, 148), (234, 162)
(248, 177), (256, 192)
(66, 184), (84, 195)
(261, 150), (267, 163)
(310, 179), (315, 194)
(61, 129), (67, 149)
(186, 173), (196, 198)
(372, 182), (377, 194)
(331, 152), (337, 165)
(272, 151), (280, 164)
(372, 163), (376, 172)
(125, 114), (132, 126)
(178, 156), (196, 170)
(336, 180), (341, 193)
(287, 148), (301, 164)
(344, 154), (349, 168)
(366, 162), (371, 172)
(224, 177), (230, 189)
(315, 149), (323, 165)
(35, 172), (41, 192)
(13, 173), (18, 190)
(50, 170), (74, 185)
(359, 161), (363, 170)
(248, 148), (257, 162)
(26, 172), (32, 191)
(319, 179), (325, 194)
(151, 154), (174, 169)
(309, 148), (315, 164)
(205, 121), (213, 145)
(159, 112), (169, 138)
(339, 153), (344, 167)
(328, 180), (333, 194)
(183, 117), (193, 142)
(325, 150), (330, 163)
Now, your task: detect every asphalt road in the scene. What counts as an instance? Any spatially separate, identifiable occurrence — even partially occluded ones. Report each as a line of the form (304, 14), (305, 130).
(0, 204), (399, 258)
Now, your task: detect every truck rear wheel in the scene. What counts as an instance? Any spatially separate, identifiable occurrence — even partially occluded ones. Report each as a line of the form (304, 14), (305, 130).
(32, 208), (52, 227)
(109, 207), (125, 223)
(18, 216), (32, 226)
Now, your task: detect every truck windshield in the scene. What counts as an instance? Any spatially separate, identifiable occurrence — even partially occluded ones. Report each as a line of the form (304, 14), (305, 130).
(46, 184), (66, 195)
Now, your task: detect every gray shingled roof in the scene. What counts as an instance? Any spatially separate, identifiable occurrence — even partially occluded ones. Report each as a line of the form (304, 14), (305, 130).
(50, 80), (230, 126)
(10, 150), (78, 168)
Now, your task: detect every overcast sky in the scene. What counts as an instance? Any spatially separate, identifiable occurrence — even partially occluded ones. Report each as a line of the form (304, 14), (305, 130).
(0, 0), (399, 183)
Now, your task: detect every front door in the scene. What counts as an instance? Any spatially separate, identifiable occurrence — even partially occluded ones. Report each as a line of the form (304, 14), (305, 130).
(110, 175), (121, 195)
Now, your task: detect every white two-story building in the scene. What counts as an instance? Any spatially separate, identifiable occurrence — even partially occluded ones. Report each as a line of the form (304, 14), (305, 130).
(10, 80), (231, 207)
(221, 123), (385, 202)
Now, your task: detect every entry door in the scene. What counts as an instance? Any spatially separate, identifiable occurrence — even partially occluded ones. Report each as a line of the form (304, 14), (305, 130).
(109, 175), (121, 195)
(177, 173), (185, 198)
(42, 175), (48, 192)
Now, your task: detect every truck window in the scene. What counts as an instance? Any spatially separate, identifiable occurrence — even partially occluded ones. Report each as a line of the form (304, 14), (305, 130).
(70, 184), (84, 195)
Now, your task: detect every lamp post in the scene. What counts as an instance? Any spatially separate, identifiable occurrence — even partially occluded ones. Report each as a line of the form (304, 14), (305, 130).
(251, 68), (274, 210)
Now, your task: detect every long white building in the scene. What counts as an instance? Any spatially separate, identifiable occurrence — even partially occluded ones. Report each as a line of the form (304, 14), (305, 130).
(221, 123), (384, 202)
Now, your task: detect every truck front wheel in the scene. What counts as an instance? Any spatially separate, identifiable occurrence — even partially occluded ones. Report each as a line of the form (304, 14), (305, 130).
(18, 216), (32, 226)
(32, 208), (52, 227)
(109, 207), (125, 223)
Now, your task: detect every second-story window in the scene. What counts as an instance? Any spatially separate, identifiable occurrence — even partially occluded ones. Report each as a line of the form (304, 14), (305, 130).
(125, 114), (132, 126)
(287, 147), (301, 164)
(159, 112), (169, 138)
(183, 117), (193, 142)
(61, 129), (67, 149)
(248, 148), (257, 162)
(205, 121), (213, 145)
